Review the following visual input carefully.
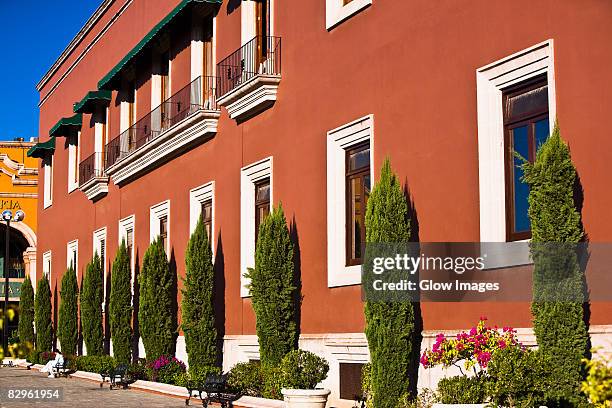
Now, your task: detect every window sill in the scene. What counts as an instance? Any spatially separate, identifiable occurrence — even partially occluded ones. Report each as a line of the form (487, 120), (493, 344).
(326, 0), (372, 30)
(79, 176), (109, 201)
(106, 108), (220, 185)
(217, 74), (281, 122)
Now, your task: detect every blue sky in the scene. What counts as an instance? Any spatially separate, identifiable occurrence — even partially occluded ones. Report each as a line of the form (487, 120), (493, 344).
(0, 1), (101, 141)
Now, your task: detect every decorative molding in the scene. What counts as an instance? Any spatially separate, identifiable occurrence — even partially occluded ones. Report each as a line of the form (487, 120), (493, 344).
(326, 0), (372, 30)
(0, 193), (37, 199)
(327, 114), (374, 288)
(217, 75), (281, 121)
(106, 109), (220, 185)
(79, 176), (110, 201)
(476, 40), (555, 242)
(150, 200), (171, 255)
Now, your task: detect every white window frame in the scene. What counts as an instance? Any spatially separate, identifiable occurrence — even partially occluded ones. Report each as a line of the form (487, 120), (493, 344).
(67, 131), (80, 192)
(476, 39), (555, 242)
(326, 0), (372, 30)
(189, 181), (215, 252)
(43, 156), (53, 208)
(327, 114), (374, 287)
(93, 227), (108, 308)
(67, 239), (78, 273)
(118, 215), (136, 293)
(150, 200), (171, 256)
(241, 0), (275, 45)
(42, 251), (52, 280)
(93, 109), (107, 171)
(240, 157), (273, 297)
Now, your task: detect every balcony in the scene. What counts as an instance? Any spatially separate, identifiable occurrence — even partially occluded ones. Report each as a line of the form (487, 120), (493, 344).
(79, 152), (109, 200)
(105, 75), (220, 184)
(217, 36), (281, 121)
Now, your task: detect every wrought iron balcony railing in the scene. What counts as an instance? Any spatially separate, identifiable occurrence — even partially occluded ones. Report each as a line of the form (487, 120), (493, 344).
(105, 75), (218, 169)
(79, 152), (106, 186)
(217, 36), (282, 97)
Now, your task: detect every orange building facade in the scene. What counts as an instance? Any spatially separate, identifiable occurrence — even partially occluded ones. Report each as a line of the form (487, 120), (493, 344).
(32, 0), (612, 404)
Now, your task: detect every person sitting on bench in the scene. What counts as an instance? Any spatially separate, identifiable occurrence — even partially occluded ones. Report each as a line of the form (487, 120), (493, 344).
(40, 348), (64, 378)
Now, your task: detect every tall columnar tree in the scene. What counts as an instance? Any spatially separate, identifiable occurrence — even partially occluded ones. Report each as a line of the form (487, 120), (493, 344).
(81, 254), (104, 356)
(17, 276), (35, 346)
(35, 275), (53, 351)
(182, 218), (217, 369)
(245, 204), (297, 368)
(364, 158), (415, 408)
(58, 265), (79, 355)
(110, 241), (132, 364)
(139, 237), (177, 359)
(522, 125), (588, 406)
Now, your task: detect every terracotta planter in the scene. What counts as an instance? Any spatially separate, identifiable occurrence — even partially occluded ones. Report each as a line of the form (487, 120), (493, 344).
(282, 388), (331, 408)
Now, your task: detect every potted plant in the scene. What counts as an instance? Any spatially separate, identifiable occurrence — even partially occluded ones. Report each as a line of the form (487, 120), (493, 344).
(280, 350), (330, 408)
(421, 317), (524, 407)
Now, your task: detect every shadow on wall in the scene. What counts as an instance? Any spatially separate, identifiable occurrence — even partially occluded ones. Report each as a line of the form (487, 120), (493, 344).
(132, 251), (141, 362)
(169, 249), (179, 357)
(53, 284), (58, 350)
(214, 232), (226, 367)
(226, 0), (241, 14)
(290, 218), (302, 349)
(104, 263), (112, 355)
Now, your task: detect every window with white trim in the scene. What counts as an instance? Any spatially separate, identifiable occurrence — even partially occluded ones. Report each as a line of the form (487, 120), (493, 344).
(189, 181), (215, 250)
(326, 0), (372, 30)
(67, 131), (80, 192)
(476, 40), (555, 243)
(240, 157), (272, 297)
(43, 156), (53, 208)
(150, 201), (171, 256)
(327, 115), (374, 287)
(118, 215), (135, 295)
(67, 240), (78, 273)
(42, 251), (52, 279)
(93, 227), (107, 307)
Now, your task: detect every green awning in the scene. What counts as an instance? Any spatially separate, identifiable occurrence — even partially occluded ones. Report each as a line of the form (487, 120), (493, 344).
(73, 90), (112, 113)
(98, 0), (222, 90)
(49, 113), (82, 137)
(27, 137), (56, 158)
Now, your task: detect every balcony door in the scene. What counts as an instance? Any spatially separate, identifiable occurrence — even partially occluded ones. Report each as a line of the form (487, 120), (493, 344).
(203, 18), (214, 108)
(255, 0), (269, 68)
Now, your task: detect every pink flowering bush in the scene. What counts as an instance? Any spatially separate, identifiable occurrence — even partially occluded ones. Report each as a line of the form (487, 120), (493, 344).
(146, 355), (186, 384)
(420, 317), (523, 375)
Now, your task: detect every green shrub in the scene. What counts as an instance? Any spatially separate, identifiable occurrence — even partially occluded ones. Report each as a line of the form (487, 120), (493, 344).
(173, 365), (222, 388)
(18, 276), (35, 347)
(262, 365), (284, 400)
(127, 360), (147, 381)
(75, 355), (117, 374)
(28, 349), (41, 364)
(58, 265), (79, 355)
(227, 361), (265, 397)
(146, 355), (186, 385)
(362, 363), (373, 407)
(35, 275), (53, 352)
(244, 204), (297, 368)
(182, 217), (218, 369)
(396, 389), (437, 408)
(436, 375), (488, 404)
(522, 124), (589, 406)
(139, 237), (177, 359)
(109, 241), (132, 364)
(81, 254), (104, 356)
(364, 158), (416, 408)
(280, 349), (329, 389)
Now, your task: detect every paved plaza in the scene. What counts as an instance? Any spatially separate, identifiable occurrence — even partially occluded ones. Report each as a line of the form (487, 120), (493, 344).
(0, 367), (188, 407)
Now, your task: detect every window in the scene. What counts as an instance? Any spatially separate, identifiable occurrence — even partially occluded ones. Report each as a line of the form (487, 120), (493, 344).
(503, 76), (549, 241)
(346, 143), (370, 265)
(42, 251), (52, 279)
(189, 181), (215, 250)
(43, 155), (53, 208)
(327, 115), (374, 287)
(254, 179), (271, 242)
(93, 227), (107, 309)
(326, 0), (372, 30)
(150, 200), (170, 256)
(67, 131), (80, 192)
(120, 81), (136, 149)
(339, 363), (365, 400)
(67, 240), (78, 272)
(160, 51), (171, 127)
(240, 157), (272, 297)
(119, 215), (135, 295)
(476, 40), (555, 242)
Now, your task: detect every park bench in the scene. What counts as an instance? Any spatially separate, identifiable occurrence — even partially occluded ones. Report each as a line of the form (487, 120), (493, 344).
(100, 364), (130, 389)
(52, 359), (71, 378)
(185, 373), (241, 408)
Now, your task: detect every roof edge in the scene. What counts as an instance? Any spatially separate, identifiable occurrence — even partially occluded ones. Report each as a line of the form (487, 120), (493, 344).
(36, 0), (115, 92)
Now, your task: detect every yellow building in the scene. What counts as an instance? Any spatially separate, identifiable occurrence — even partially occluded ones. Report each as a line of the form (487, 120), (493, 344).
(0, 139), (38, 311)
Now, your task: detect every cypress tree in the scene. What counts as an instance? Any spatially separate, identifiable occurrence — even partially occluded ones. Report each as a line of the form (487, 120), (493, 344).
(364, 158), (415, 408)
(182, 217), (217, 369)
(522, 125), (588, 407)
(139, 237), (177, 359)
(244, 204), (297, 368)
(35, 275), (53, 352)
(18, 276), (35, 346)
(81, 254), (104, 356)
(58, 265), (79, 355)
(110, 241), (132, 364)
